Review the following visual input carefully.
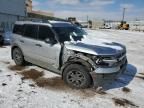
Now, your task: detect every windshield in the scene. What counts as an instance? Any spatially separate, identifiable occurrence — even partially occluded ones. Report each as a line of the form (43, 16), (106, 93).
(53, 26), (87, 43)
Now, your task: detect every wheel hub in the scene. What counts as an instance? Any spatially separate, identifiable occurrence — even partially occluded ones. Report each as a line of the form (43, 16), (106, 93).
(67, 70), (85, 87)
(13, 49), (22, 64)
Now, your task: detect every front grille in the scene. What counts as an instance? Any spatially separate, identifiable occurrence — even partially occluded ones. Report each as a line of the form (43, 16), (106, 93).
(101, 54), (126, 67)
(95, 50), (126, 68)
(115, 51), (126, 59)
(114, 56), (127, 66)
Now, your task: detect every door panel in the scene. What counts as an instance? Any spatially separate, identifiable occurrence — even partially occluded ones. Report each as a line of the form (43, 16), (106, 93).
(35, 40), (61, 69)
(36, 25), (61, 69)
(21, 24), (39, 61)
(21, 37), (39, 60)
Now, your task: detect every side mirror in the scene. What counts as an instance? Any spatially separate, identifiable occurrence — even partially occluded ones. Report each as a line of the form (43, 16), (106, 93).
(45, 38), (51, 43)
(45, 38), (57, 45)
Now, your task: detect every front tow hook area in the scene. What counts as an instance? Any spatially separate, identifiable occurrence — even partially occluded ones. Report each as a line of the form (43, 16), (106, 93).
(90, 64), (127, 88)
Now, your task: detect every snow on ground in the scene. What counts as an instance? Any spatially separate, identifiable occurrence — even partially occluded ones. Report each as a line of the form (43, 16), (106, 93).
(0, 30), (144, 108)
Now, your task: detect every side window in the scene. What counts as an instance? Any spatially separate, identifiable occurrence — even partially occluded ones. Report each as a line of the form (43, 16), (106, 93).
(38, 26), (55, 41)
(24, 24), (38, 39)
(13, 24), (24, 35)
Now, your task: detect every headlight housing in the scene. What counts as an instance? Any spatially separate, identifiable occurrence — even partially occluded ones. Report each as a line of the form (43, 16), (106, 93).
(94, 56), (120, 67)
(95, 57), (110, 66)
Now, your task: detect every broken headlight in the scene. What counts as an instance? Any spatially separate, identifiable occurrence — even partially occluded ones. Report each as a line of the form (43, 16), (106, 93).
(95, 57), (109, 66)
(95, 56), (118, 67)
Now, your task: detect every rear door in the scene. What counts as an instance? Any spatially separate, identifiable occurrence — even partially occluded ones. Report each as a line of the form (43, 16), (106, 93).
(21, 24), (39, 61)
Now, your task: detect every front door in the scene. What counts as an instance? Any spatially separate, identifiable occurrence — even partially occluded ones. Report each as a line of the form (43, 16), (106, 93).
(35, 25), (61, 70)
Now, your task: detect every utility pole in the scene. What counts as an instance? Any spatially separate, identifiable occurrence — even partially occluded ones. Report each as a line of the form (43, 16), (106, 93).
(87, 15), (89, 28)
(122, 8), (126, 23)
(87, 15), (89, 22)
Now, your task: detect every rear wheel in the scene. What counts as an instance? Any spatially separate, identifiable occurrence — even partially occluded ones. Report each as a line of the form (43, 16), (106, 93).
(63, 64), (92, 89)
(12, 48), (25, 66)
(0, 36), (4, 45)
(0, 41), (3, 45)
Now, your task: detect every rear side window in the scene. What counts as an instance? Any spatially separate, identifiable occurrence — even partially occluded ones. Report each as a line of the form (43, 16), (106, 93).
(23, 24), (38, 39)
(38, 26), (55, 41)
(13, 24), (24, 35)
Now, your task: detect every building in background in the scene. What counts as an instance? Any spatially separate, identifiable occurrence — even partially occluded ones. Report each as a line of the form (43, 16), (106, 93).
(26, 0), (54, 19)
(26, 0), (65, 21)
(68, 17), (89, 28)
(26, 0), (32, 13)
(128, 20), (144, 31)
(91, 20), (104, 29)
(0, 0), (62, 32)
(0, 0), (27, 32)
(78, 20), (89, 28)
(28, 10), (54, 19)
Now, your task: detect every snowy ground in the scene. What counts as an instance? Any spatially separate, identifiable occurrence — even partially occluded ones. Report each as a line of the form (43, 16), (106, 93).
(0, 30), (144, 108)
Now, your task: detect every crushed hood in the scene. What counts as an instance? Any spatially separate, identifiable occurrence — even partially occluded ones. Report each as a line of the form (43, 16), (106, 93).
(64, 35), (126, 56)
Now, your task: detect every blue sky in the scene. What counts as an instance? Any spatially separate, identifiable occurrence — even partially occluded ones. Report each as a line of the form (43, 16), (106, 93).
(33, 0), (144, 21)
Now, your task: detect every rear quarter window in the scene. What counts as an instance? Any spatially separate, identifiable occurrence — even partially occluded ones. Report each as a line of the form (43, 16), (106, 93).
(13, 24), (24, 35)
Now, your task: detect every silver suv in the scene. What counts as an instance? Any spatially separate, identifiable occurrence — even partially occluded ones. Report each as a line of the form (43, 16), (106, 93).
(11, 20), (127, 89)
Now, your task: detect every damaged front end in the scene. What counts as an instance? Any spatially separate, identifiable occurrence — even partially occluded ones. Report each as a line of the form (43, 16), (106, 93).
(61, 43), (127, 88)
(90, 51), (127, 86)
(63, 46), (127, 72)
(93, 51), (127, 74)
(62, 47), (127, 81)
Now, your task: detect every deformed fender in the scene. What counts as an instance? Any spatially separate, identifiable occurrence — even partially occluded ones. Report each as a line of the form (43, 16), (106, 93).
(74, 54), (96, 69)
(61, 53), (96, 74)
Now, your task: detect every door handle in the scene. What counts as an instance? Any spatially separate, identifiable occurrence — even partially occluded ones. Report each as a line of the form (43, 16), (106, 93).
(35, 44), (42, 47)
(20, 40), (24, 43)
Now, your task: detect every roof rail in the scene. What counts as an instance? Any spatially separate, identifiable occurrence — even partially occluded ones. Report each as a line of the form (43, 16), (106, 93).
(18, 17), (50, 23)
(17, 17), (70, 24)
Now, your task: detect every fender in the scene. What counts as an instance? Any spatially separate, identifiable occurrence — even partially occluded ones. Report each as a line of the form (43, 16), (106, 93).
(61, 53), (96, 73)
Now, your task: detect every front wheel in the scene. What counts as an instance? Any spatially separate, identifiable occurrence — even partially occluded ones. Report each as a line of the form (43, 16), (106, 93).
(63, 64), (92, 89)
(12, 48), (25, 66)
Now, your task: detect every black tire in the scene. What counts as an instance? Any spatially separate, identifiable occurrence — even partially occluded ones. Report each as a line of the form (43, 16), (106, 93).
(63, 64), (92, 89)
(0, 37), (4, 45)
(0, 41), (3, 45)
(12, 48), (25, 66)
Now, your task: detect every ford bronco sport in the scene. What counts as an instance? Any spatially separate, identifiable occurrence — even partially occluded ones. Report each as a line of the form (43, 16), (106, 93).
(11, 20), (127, 89)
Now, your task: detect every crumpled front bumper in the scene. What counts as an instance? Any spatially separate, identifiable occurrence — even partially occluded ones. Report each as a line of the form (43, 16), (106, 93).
(90, 60), (127, 86)
(93, 57), (127, 74)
